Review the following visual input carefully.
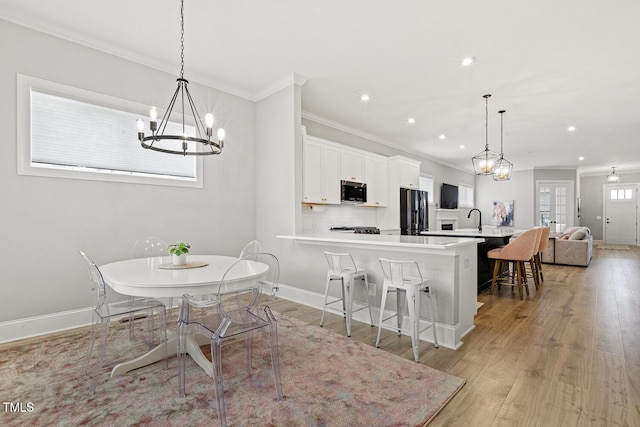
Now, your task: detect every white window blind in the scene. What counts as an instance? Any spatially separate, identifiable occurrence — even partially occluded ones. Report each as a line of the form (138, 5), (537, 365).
(17, 74), (203, 188)
(31, 91), (196, 179)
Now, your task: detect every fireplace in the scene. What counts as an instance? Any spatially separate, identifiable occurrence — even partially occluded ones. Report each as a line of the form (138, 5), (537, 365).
(441, 223), (454, 231)
(435, 209), (459, 230)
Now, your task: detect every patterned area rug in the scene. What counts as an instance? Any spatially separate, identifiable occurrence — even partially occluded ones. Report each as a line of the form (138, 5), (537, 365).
(0, 312), (464, 426)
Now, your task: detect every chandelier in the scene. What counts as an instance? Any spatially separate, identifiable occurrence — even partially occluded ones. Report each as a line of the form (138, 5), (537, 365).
(472, 94), (500, 175)
(493, 110), (513, 181)
(607, 167), (621, 183)
(136, 0), (225, 156)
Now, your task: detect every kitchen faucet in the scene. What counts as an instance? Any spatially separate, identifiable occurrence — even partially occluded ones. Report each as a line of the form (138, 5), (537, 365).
(467, 208), (482, 232)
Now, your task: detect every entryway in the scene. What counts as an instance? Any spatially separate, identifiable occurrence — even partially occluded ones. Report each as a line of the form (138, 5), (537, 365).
(604, 184), (638, 245)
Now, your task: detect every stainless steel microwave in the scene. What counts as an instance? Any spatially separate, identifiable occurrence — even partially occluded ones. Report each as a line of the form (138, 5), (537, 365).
(341, 180), (367, 204)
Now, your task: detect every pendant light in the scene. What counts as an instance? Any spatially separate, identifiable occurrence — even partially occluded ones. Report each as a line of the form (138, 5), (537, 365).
(136, 0), (225, 156)
(472, 94), (500, 175)
(607, 167), (621, 183)
(493, 110), (513, 181)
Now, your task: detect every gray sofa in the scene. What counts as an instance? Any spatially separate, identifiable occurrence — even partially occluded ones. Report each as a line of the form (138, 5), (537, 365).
(541, 227), (592, 267)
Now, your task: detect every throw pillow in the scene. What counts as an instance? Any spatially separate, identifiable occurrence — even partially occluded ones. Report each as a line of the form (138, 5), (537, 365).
(569, 229), (587, 240)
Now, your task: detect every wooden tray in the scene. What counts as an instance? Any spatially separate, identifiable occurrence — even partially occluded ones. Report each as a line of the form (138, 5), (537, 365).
(158, 261), (209, 270)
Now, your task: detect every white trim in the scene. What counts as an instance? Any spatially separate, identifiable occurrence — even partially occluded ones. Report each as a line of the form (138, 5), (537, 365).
(254, 72), (308, 101)
(0, 307), (92, 344)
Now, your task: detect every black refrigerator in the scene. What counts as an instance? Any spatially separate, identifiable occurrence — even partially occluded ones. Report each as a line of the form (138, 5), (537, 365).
(400, 189), (429, 235)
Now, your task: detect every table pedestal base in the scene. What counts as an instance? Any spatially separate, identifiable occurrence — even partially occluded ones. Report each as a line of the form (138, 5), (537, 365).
(111, 333), (213, 378)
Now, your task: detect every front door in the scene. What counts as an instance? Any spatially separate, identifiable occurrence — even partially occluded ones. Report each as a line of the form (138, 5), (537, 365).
(604, 184), (638, 245)
(537, 181), (574, 232)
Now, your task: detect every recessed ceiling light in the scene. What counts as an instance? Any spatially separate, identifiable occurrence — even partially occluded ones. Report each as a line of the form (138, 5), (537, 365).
(439, 134), (446, 140)
(360, 94), (370, 102)
(462, 57), (474, 66)
(568, 125), (576, 132)
(578, 156), (585, 161)
(459, 144), (465, 149)
(407, 117), (416, 124)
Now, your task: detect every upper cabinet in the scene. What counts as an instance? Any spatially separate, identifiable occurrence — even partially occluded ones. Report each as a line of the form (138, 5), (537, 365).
(364, 154), (389, 207)
(340, 149), (365, 182)
(302, 136), (340, 204)
(398, 157), (420, 189)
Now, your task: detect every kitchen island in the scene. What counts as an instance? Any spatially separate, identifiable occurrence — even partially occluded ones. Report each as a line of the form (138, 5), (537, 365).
(277, 232), (482, 349)
(420, 228), (522, 293)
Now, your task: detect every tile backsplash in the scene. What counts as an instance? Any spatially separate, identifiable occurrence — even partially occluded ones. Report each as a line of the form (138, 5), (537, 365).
(302, 204), (378, 233)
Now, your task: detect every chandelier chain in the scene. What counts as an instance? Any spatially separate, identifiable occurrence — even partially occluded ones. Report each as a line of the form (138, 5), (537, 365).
(179, 0), (185, 79)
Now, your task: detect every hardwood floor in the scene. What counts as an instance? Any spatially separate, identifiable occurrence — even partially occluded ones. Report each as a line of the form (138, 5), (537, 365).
(270, 244), (640, 426)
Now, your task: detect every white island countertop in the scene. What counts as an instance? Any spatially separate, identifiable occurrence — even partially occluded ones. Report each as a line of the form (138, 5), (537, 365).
(277, 232), (483, 249)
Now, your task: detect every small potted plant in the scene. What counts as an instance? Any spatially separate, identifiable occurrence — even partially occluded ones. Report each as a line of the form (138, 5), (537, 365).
(168, 242), (190, 266)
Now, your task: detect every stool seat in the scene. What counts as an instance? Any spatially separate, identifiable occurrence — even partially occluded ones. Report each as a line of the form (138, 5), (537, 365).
(320, 252), (374, 337)
(375, 258), (438, 362)
(488, 228), (541, 299)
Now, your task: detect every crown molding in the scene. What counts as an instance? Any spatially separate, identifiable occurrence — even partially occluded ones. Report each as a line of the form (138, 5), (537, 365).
(301, 110), (472, 174)
(254, 72), (308, 102)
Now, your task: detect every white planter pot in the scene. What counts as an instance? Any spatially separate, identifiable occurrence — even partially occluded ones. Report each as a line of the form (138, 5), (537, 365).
(172, 254), (187, 266)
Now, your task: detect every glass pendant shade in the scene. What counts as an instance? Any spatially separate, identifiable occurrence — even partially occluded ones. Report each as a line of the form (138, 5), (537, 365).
(607, 167), (620, 183)
(472, 94), (500, 175)
(493, 109), (513, 181)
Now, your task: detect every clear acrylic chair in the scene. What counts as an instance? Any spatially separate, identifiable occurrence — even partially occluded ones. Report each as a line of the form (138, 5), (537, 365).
(239, 240), (262, 259)
(178, 253), (283, 427)
(320, 251), (374, 337)
(79, 251), (167, 396)
(375, 258), (439, 362)
(130, 237), (174, 315)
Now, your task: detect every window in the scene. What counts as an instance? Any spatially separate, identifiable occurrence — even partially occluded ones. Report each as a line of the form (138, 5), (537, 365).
(419, 175), (434, 204)
(458, 183), (474, 208)
(17, 74), (203, 188)
(610, 189), (633, 200)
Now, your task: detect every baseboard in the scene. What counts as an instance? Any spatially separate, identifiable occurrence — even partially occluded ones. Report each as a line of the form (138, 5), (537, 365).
(1, 284), (459, 349)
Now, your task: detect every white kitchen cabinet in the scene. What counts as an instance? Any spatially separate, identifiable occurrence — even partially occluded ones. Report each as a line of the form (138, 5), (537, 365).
(302, 136), (340, 204)
(364, 154), (388, 207)
(399, 158), (420, 189)
(340, 149), (365, 182)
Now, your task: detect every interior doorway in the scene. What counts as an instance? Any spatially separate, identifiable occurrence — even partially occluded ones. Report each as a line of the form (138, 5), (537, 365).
(604, 184), (638, 245)
(536, 180), (574, 232)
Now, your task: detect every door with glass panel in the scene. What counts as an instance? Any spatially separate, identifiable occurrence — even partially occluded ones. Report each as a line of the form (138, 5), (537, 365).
(537, 181), (574, 232)
(604, 184), (638, 245)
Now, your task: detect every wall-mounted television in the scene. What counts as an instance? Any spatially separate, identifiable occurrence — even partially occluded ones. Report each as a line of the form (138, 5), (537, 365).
(440, 183), (459, 209)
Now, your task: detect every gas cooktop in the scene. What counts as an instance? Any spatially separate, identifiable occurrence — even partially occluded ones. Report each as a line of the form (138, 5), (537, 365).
(330, 226), (381, 234)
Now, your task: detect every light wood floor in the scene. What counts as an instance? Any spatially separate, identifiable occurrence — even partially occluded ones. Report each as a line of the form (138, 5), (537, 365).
(270, 244), (640, 426)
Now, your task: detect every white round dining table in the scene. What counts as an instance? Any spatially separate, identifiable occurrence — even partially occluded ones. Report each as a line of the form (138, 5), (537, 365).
(98, 254), (270, 378)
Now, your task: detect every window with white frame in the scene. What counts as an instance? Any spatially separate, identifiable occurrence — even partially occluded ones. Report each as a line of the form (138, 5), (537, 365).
(458, 183), (474, 208)
(17, 74), (203, 188)
(419, 175), (434, 204)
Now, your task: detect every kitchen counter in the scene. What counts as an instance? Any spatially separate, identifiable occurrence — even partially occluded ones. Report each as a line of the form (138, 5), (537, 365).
(277, 232), (480, 349)
(420, 228), (523, 293)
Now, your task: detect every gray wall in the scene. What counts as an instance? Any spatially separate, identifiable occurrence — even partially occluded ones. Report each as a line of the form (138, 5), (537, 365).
(0, 20), (257, 323)
(475, 170), (535, 230)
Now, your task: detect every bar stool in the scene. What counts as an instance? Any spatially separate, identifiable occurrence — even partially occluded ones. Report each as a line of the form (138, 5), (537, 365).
(320, 252), (374, 337)
(534, 227), (551, 284)
(488, 228), (540, 299)
(375, 258), (438, 362)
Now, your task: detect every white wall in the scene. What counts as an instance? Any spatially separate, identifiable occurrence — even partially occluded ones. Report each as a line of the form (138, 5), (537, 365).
(0, 20), (256, 325)
(475, 170), (535, 230)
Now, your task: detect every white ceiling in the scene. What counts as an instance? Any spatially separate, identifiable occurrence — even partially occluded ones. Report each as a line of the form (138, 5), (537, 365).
(2, 0), (639, 175)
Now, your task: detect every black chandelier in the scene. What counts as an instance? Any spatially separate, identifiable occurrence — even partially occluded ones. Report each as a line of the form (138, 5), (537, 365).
(136, 0), (225, 156)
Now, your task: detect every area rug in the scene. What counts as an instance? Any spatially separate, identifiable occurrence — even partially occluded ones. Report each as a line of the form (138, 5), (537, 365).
(0, 312), (465, 426)
(597, 245), (630, 250)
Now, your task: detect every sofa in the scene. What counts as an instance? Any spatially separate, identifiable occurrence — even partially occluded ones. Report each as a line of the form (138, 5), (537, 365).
(541, 226), (592, 267)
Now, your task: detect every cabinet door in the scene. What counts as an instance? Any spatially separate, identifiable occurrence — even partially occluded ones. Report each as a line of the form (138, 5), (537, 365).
(364, 155), (388, 206)
(340, 149), (365, 182)
(322, 144), (341, 204)
(303, 139), (324, 203)
(399, 160), (420, 189)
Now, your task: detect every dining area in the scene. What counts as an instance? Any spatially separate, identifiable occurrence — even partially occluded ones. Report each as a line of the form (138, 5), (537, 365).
(81, 239), (282, 426)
